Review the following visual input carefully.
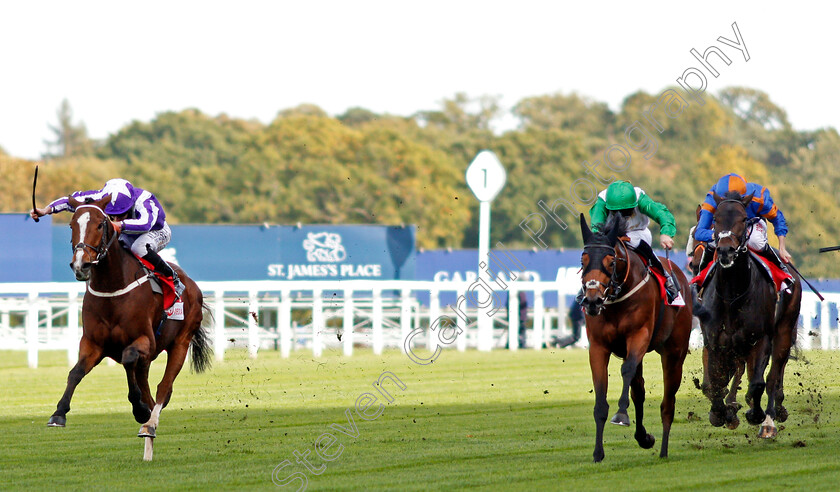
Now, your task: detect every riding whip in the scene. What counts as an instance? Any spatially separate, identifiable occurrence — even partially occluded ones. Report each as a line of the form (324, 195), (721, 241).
(787, 261), (824, 301)
(819, 245), (840, 253)
(32, 165), (39, 222)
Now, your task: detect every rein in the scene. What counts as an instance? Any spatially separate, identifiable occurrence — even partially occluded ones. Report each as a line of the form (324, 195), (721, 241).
(582, 239), (638, 305)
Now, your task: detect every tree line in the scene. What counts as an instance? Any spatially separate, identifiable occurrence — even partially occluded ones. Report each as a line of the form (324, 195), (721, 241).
(2, 88), (839, 278)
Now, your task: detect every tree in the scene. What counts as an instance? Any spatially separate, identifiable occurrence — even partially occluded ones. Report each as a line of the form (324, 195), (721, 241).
(44, 99), (94, 158)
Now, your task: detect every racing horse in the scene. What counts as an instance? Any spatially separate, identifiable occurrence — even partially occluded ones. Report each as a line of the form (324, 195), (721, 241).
(579, 213), (692, 462)
(696, 191), (801, 438)
(47, 195), (210, 445)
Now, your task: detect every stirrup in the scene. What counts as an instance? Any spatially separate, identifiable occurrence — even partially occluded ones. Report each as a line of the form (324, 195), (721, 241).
(172, 273), (185, 298)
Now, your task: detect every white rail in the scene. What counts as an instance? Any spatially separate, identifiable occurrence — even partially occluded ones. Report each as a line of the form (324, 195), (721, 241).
(1, 281), (837, 367)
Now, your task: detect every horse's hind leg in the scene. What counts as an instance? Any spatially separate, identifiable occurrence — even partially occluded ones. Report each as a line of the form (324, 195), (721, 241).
(139, 334), (192, 437)
(48, 337), (104, 427)
(659, 347), (687, 458)
(122, 336), (153, 424)
(630, 362), (655, 450)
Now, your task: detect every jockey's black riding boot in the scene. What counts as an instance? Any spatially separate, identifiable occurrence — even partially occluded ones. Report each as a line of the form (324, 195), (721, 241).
(759, 244), (794, 292)
(634, 241), (680, 304)
(142, 248), (185, 297)
(759, 244), (790, 274)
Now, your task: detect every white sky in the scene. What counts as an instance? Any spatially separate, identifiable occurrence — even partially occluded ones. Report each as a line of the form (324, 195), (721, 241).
(1, 1), (837, 160)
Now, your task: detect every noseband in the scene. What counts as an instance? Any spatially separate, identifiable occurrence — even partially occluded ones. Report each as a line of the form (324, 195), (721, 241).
(74, 204), (119, 265)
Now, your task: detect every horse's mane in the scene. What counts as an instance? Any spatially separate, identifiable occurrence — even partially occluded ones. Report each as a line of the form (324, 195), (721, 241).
(721, 190), (742, 201)
(590, 212), (627, 246)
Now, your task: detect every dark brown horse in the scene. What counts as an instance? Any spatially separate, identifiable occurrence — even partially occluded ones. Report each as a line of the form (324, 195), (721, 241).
(47, 195), (210, 444)
(696, 191), (801, 438)
(579, 213), (692, 462)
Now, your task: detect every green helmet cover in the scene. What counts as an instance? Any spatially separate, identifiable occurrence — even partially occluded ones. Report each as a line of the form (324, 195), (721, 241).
(605, 181), (639, 210)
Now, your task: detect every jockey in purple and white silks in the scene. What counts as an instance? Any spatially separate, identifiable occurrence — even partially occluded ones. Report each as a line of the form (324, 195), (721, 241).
(31, 178), (184, 296)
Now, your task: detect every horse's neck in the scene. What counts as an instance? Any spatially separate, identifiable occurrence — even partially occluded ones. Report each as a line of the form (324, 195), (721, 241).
(89, 243), (140, 291)
(717, 254), (753, 298)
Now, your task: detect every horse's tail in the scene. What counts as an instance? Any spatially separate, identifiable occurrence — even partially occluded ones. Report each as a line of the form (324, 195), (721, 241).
(190, 301), (214, 373)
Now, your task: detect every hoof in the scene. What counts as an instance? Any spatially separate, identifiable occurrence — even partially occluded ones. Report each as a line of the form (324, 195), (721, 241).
(636, 432), (655, 449)
(725, 416), (740, 430)
(133, 405), (152, 424)
(138, 425), (156, 438)
(47, 415), (66, 427)
(745, 408), (765, 426)
(757, 415), (777, 439)
(610, 412), (630, 426)
(725, 405), (740, 430)
(709, 411), (726, 428)
(776, 405), (789, 423)
(593, 450), (604, 463)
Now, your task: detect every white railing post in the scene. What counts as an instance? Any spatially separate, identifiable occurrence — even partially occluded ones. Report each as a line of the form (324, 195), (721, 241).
(248, 291), (260, 358)
(213, 290), (226, 361)
(312, 288), (323, 357)
(26, 291), (38, 368)
(533, 288), (544, 351)
(343, 289), (354, 356)
(372, 288), (383, 355)
(428, 289), (440, 353)
(279, 289), (291, 358)
(67, 291), (80, 366)
(400, 288), (411, 354)
(508, 289), (519, 351)
(820, 298), (831, 350)
(456, 287), (467, 352)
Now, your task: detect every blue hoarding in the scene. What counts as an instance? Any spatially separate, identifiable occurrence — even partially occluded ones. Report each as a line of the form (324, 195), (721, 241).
(0, 214), (53, 282)
(49, 223), (416, 282)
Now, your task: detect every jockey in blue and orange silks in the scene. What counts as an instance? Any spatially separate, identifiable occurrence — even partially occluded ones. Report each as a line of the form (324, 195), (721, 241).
(694, 173), (793, 280)
(30, 178), (185, 296)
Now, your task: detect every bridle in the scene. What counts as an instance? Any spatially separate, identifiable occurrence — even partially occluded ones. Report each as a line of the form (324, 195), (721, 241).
(73, 204), (119, 265)
(713, 199), (757, 266)
(581, 239), (633, 307)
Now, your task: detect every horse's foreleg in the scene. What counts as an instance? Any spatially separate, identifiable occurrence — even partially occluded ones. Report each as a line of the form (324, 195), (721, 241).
(630, 361), (655, 450)
(744, 338), (771, 427)
(122, 336), (153, 424)
(589, 344), (611, 463)
(612, 334), (648, 427)
(48, 337), (103, 427)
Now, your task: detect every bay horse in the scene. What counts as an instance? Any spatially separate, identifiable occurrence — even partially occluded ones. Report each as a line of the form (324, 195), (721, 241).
(579, 213), (692, 462)
(696, 191), (801, 438)
(47, 195), (210, 444)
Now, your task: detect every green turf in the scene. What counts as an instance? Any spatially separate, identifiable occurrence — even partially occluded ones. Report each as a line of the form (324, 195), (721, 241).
(1, 346), (839, 491)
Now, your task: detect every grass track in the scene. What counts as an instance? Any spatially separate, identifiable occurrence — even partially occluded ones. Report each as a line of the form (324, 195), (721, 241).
(1, 347), (839, 491)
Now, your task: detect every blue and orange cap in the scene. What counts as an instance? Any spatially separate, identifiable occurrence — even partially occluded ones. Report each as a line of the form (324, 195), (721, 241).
(713, 173), (747, 197)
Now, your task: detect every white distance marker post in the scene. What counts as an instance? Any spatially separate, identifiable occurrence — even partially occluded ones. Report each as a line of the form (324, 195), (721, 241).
(465, 150), (506, 351)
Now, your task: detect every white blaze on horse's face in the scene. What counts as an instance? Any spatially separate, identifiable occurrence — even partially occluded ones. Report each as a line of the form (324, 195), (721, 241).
(73, 211), (91, 279)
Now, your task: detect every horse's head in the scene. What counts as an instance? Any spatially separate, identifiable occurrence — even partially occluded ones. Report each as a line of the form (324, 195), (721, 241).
(68, 195), (117, 281)
(579, 213), (626, 316)
(712, 190), (754, 268)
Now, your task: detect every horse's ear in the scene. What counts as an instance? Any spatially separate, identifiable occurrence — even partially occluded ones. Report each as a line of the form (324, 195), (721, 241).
(68, 196), (83, 210)
(580, 213), (593, 244)
(711, 191), (723, 205)
(94, 195), (111, 210)
(740, 192), (754, 208)
(695, 204), (702, 221)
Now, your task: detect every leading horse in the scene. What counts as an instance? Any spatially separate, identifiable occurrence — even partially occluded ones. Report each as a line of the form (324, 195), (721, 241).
(579, 213), (692, 462)
(47, 195), (210, 443)
(696, 191), (801, 438)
